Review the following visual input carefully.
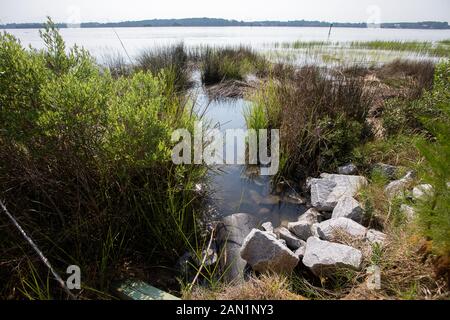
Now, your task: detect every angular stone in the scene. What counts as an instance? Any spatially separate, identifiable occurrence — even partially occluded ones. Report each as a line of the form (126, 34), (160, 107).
(288, 220), (312, 241)
(261, 222), (274, 233)
(317, 217), (367, 241)
(385, 171), (415, 198)
(302, 237), (363, 276)
(301, 208), (322, 223)
(373, 163), (398, 179)
(240, 229), (299, 274)
(288, 208), (321, 240)
(338, 163), (358, 175)
(277, 227), (304, 250)
(310, 178), (337, 211)
(331, 196), (363, 222)
(412, 184), (433, 201)
(294, 245), (307, 260)
(366, 229), (386, 246)
(311, 174), (368, 211)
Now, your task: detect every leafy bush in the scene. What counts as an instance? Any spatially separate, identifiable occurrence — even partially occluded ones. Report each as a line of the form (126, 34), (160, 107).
(0, 19), (205, 298)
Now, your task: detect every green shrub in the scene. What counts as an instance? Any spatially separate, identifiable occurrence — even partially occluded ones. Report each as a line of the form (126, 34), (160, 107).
(415, 61), (450, 256)
(0, 19), (205, 298)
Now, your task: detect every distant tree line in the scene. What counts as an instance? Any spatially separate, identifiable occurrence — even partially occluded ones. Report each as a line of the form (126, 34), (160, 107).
(1, 18), (449, 29)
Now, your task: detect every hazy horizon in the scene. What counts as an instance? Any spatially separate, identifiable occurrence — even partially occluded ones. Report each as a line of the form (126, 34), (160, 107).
(1, 0), (449, 24)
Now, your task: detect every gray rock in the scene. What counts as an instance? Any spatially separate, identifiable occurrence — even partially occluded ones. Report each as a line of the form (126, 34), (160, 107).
(385, 171), (415, 198)
(317, 217), (367, 241)
(287, 220), (313, 241)
(338, 163), (358, 175)
(331, 196), (363, 222)
(302, 237), (363, 276)
(312, 174), (368, 211)
(412, 184), (433, 201)
(311, 223), (320, 237)
(310, 178), (337, 211)
(240, 229), (299, 274)
(366, 229), (386, 246)
(301, 208), (322, 223)
(373, 163), (398, 179)
(294, 245), (307, 260)
(217, 213), (259, 282)
(277, 227), (304, 250)
(400, 204), (416, 221)
(288, 208), (321, 240)
(261, 222), (274, 233)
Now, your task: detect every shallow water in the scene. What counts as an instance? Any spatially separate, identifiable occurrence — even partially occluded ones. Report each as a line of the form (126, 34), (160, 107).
(192, 78), (305, 226)
(4, 26), (450, 59)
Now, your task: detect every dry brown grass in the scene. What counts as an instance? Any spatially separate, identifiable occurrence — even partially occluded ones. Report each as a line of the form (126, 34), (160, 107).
(184, 274), (305, 300)
(353, 177), (449, 300)
(377, 226), (448, 299)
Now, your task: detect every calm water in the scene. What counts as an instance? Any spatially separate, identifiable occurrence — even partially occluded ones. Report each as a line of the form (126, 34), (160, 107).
(191, 72), (304, 225)
(4, 26), (450, 59)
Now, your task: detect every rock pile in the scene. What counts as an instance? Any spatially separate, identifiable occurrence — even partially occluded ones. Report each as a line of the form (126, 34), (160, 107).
(238, 170), (387, 277)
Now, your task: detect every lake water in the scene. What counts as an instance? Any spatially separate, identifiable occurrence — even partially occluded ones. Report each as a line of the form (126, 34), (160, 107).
(4, 26), (450, 59)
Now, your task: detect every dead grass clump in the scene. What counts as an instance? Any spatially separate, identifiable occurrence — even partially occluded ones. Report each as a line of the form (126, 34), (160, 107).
(275, 65), (372, 179)
(376, 228), (448, 299)
(205, 79), (255, 99)
(185, 274), (305, 300)
(377, 59), (435, 99)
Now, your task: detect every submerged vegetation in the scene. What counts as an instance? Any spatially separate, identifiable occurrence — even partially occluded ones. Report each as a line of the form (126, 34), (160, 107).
(277, 39), (450, 59)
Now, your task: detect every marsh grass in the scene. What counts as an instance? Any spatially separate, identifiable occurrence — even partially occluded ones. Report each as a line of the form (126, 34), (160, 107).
(200, 46), (268, 85)
(278, 40), (450, 58)
(135, 43), (191, 89)
(246, 65), (372, 180)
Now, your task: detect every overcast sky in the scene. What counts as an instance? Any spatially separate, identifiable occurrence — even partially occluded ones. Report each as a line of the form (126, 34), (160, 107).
(1, 0), (449, 24)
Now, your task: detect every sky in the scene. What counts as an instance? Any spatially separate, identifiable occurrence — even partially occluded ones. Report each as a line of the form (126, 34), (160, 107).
(1, 0), (449, 24)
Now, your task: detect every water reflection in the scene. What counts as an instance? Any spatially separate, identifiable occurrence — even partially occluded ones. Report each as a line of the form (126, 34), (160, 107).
(194, 80), (305, 227)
